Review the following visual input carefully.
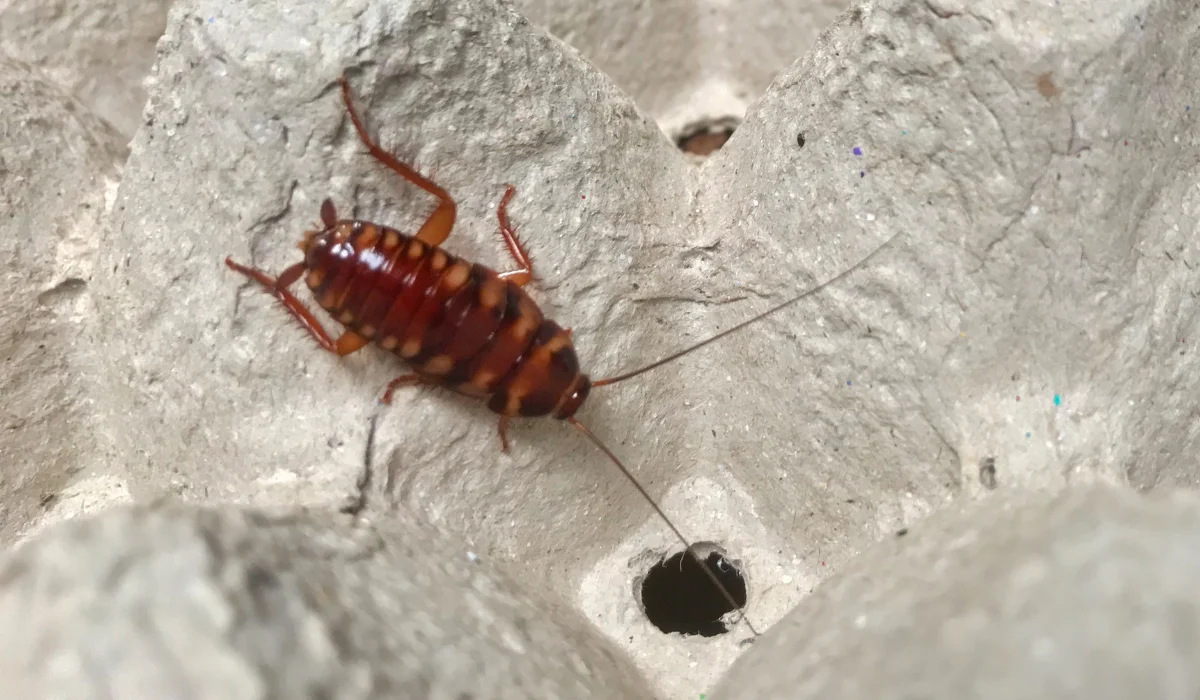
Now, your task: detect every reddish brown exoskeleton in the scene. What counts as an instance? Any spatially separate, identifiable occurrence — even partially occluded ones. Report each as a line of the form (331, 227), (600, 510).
(225, 75), (899, 639)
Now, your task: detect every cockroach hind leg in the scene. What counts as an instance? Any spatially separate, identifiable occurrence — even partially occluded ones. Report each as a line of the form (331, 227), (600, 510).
(337, 74), (457, 248)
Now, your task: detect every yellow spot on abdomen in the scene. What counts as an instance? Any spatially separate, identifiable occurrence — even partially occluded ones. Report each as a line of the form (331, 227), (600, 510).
(542, 331), (570, 353)
(479, 277), (504, 308)
(423, 355), (454, 375)
(504, 389), (524, 417)
(509, 315), (536, 343)
(472, 370), (496, 391)
(354, 223), (380, 251)
(442, 263), (470, 292)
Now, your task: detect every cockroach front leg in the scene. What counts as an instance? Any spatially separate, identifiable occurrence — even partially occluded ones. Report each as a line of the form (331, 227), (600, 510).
(224, 257), (368, 356)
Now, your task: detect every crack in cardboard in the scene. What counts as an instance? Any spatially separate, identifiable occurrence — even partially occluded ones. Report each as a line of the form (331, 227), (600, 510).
(341, 413), (379, 515)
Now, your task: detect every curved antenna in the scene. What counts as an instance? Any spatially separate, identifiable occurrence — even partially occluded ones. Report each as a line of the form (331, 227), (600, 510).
(593, 231), (903, 387)
(567, 416), (760, 638)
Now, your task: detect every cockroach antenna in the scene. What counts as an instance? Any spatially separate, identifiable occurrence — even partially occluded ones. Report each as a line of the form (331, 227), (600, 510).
(568, 230), (901, 640)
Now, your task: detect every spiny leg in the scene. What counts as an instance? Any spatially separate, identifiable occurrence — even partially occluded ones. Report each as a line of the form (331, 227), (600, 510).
(338, 75), (456, 247)
(493, 185), (534, 286)
(225, 257), (370, 357)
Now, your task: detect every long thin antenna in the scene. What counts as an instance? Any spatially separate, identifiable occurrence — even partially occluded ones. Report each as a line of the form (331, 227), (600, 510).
(593, 231), (903, 387)
(567, 416), (760, 638)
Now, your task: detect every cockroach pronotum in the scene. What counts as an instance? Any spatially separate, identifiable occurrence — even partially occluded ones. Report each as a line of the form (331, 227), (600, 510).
(224, 75), (900, 640)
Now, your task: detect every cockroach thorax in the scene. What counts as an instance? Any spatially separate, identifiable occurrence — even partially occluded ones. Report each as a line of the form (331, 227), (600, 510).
(298, 197), (343, 254)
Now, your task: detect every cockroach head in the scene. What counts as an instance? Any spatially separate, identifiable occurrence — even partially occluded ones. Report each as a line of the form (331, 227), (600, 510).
(297, 228), (319, 254)
(298, 198), (341, 254)
(554, 374), (592, 420)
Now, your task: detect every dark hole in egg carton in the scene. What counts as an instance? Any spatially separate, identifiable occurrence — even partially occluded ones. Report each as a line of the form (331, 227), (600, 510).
(640, 548), (748, 637)
(675, 117), (741, 157)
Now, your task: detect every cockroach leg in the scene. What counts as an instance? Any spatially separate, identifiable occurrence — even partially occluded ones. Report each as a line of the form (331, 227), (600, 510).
(225, 257), (354, 356)
(414, 198), (456, 247)
(497, 416), (512, 453)
(338, 75), (456, 247)
(493, 185), (534, 287)
(380, 373), (423, 404)
(334, 330), (370, 356)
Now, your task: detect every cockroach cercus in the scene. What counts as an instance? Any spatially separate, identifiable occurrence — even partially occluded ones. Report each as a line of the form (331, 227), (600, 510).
(225, 75), (900, 640)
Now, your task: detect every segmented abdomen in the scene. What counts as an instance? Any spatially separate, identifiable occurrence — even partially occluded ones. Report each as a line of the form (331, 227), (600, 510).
(304, 220), (582, 418)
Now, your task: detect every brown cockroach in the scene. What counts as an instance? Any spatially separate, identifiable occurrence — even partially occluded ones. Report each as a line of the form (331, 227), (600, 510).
(225, 75), (899, 639)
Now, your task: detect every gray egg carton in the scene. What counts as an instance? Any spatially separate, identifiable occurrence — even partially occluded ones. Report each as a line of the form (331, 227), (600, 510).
(2, 0), (1198, 698)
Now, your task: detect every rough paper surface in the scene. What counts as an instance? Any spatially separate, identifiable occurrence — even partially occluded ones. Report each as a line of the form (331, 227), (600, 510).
(0, 57), (126, 543)
(0, 503), (651, 699)
(712, 486), (1200, 700)
(2, 0), (1198, 697)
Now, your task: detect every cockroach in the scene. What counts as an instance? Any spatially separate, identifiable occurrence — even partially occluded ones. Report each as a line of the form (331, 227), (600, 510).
(224, 75), (899, 640)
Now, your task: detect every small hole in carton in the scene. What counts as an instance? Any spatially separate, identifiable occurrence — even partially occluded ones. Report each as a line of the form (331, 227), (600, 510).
(640, 547), (747, 637)
(676, 118), (740, 156)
